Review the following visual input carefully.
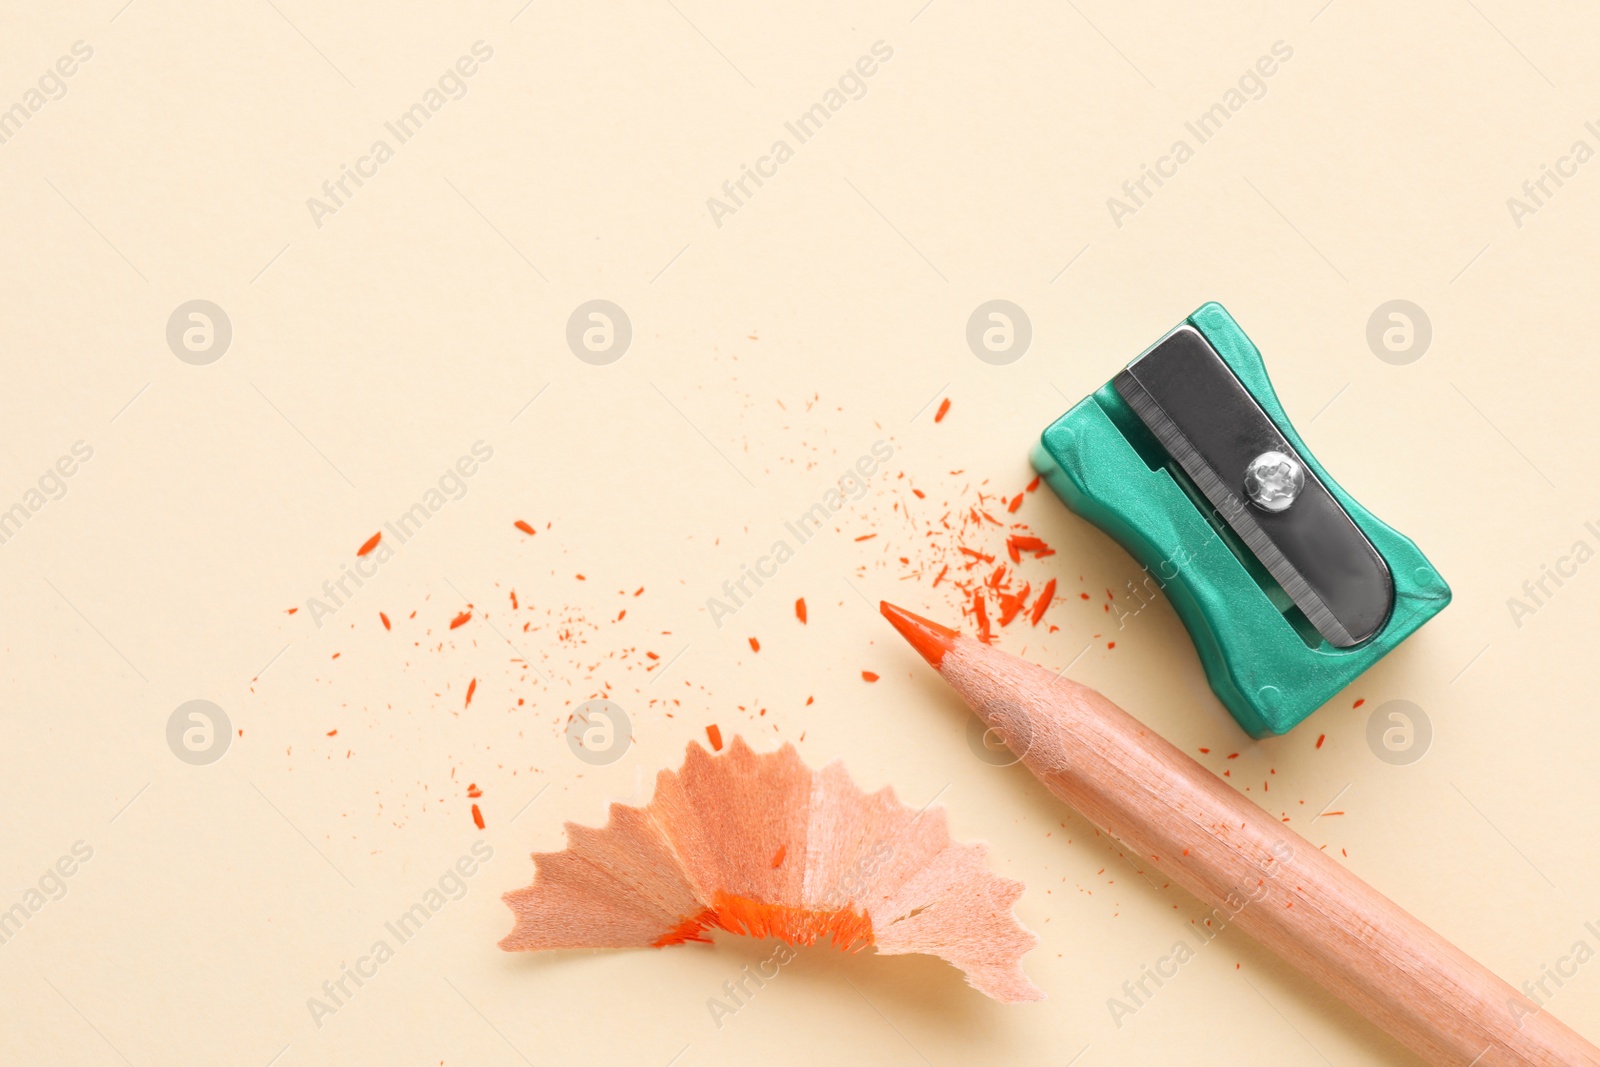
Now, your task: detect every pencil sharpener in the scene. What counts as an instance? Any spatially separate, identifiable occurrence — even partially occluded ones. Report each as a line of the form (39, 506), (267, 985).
(1030, 303), (1450, 737)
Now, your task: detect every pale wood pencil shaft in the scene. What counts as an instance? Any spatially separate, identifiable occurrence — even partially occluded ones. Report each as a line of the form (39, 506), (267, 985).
(893, 603), (1598, 1066)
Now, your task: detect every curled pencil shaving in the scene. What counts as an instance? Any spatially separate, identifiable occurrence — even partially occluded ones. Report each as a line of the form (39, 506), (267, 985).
(500, 736), (1043, 1002)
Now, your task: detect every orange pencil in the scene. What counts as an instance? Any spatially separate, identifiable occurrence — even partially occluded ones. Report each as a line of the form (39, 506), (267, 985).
(879, 601), (1599, 1067)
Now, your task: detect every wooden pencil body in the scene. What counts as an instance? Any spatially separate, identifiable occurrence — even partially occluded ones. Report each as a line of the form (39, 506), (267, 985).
(942, 642), (1599, 1067)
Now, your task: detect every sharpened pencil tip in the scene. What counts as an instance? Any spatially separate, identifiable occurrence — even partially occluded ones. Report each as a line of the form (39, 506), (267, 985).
(879, 602), (958, 669)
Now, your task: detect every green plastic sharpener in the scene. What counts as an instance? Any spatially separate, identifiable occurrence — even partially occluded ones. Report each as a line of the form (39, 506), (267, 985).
(1030, 302), (1450, 737)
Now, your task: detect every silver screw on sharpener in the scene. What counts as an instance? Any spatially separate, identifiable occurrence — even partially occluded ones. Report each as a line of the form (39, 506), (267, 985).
(1244, 451), (1305, 512)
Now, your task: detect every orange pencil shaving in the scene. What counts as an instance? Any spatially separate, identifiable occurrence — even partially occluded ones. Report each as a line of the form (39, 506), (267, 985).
(500, 736), (1041, 1001)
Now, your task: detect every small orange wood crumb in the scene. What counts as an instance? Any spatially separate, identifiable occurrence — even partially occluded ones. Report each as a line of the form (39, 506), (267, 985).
(1030, 579), (1057, 626)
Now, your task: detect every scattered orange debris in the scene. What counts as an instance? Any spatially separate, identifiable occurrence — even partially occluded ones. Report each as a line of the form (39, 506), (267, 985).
(471, 804), (485, 830)
(795, 598), (807, 624)
(379, 612), (390, 630)
(514, 520), (536, 536)
(450, 610), (472, 629)
(843, 472), (1066, 644)
(934, 397), (952, 423)
(1316, 734), (1326, 750)
(748, 637), (760, 652)
(861, 671), (879, 682)
(326, 729), (337, 737)
(465, 678), (477, 708)
(356, 532), (382, 556)
(467, 783), (482, 798)
(706, 724), (724, 751)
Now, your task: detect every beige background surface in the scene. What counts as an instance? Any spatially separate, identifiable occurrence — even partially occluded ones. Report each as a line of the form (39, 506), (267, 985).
(3, 1), (1598, 1064)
